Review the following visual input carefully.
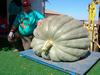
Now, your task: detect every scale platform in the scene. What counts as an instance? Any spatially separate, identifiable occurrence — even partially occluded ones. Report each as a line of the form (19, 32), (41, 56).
(20, 49), (100, 75)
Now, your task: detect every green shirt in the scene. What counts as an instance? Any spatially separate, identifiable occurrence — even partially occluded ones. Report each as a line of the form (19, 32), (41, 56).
(13, 10), (44, 36)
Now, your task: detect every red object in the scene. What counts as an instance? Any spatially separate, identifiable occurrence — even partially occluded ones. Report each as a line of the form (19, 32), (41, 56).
(22, 0), (31, 7)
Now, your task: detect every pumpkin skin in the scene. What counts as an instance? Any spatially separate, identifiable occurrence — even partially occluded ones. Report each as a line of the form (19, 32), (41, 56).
(31, 15), (90, 61)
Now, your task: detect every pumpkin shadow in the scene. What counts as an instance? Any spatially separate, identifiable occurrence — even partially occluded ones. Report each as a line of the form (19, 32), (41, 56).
(78, 51), (91, 61)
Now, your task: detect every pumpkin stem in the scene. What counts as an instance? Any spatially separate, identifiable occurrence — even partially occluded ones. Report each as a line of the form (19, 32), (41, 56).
(41, 40), (53, 59)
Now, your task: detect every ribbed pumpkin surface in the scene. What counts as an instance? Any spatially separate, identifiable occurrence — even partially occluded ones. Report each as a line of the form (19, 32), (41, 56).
(31, 15), (90, 61)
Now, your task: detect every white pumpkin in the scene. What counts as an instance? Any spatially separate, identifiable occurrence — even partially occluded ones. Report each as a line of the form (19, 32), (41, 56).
(31, 15), (90, 61)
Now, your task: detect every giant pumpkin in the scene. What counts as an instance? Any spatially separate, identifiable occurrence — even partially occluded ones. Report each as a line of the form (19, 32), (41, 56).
(31, 15), (90, 61)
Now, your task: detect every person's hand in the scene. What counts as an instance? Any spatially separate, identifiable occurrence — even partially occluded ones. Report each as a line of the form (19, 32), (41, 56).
(37, 19), (44, 26)
(8, 31), (14, 39)
(8, 31), (14, 42)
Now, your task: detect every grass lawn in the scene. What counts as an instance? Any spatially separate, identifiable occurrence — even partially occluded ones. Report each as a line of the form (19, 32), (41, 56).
(0, 48), (68, 75)
(0, 47), (100, 75)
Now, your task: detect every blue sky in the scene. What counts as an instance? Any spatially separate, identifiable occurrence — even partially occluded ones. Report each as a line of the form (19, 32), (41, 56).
(45, 0), (100, 20)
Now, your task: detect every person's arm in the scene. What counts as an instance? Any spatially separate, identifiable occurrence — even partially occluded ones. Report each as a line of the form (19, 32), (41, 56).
(8, 14), (20, 39)
(34, 11), (44, 21)
(34, 11), (45, 26)
(37, 18), (45, 26)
